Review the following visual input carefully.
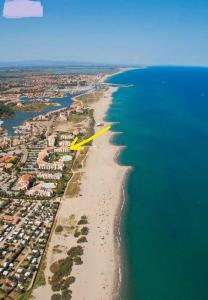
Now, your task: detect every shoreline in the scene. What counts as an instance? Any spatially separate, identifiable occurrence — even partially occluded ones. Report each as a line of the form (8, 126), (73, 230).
(113, 165), (133, 300)
(104, 99), (133, 300)
(69, 72), (133, 299)
(32, 68), (133, 300)
(71, 69), (133, 299)
(70, 85), (130, 299)
(101, 67), (137, 84)
(103, 69), (134, 299)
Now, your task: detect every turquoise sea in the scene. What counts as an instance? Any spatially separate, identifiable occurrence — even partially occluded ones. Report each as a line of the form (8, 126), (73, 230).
(106, 67), (208, 300)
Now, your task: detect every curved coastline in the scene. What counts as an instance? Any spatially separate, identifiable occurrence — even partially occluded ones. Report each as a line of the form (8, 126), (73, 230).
(108, 117), (133, 300)
(108, 128), (132, 299)
(114, 166), (132, 299)
(104, 70), (134, 299)
(32, 69), (133, 300)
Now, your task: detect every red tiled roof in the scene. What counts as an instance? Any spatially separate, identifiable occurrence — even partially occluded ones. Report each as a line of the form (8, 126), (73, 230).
(0, 156), (15, 163)
(21, 174), (33, 182)
(1, 215), (19, 224)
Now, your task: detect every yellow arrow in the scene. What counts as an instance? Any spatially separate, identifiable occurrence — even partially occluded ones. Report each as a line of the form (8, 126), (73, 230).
(70, 125), (111, 151)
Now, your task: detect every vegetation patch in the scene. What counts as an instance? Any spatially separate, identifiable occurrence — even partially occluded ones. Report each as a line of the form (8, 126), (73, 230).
(61, 289), (72, 300)
(77, 236), (88, 243)
(67, 245), (83, 257)
(53, 248), (63, 254)
(78, 215), (88, 225)
(51, 293), (62, 300)
(80, 226), (89, 236)
(73, 148), (88, 171)
(57, 168), (73, 196)
(74, 230), (81, 238)
(49, 243), (84, 298)
(50, 256), (73, 291)
(67, 113), (86, 123)
(33, 254), (47, 289)
(55, 225), (64, 234)
(18, 288), (32, 300)
(0, 103), (14, 119)
(76, 89), (105, 104)
(73, 256), (83, 265)
(15, 102), (55, 112)
(64, 172), (82, 197)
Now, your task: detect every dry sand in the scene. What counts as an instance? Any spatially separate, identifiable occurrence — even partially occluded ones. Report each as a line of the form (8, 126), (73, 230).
(70, 86), (129, 300)
(32, 85), (129, 300)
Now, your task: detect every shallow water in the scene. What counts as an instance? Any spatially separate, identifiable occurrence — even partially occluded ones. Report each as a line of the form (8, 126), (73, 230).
(106, 67), (208, 300)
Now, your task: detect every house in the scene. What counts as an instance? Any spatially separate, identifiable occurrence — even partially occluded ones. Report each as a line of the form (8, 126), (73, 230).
(38, 162), (64, 171)
(59, 140), (70, 147)
(48, 135), (56, 147)
(26, 182), (55, 197)
(36, 172), (62, 180)
(54, 147), (69, 153)
(0, 156), (16, 163)
(1, 215), (19, 225)
(60, 134), (74, 140)
(13, 174), (34, 191)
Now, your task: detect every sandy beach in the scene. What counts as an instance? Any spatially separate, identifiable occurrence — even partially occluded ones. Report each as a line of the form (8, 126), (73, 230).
(32, 80), (129, 300)
(101, 67), (136, 83)
(70, 86), (129, 299)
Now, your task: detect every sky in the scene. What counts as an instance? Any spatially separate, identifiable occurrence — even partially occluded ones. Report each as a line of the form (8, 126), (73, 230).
(3, 0), (43, 19)
(0, 0), (208, 66)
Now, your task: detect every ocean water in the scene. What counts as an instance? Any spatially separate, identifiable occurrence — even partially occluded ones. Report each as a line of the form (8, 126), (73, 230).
(106, 67), (208, 300)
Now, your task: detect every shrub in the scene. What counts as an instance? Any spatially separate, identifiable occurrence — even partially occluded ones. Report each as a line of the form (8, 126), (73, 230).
(74, 230), (81, 238)
(77, 216), (88, 225)
(55, 225), (63, 234)
(58, 257), (73, 277)
(51, 281), (61, 292)
(62, 277), (71, 289)
(81, 227), (89, 236)
(50, 257), (73, 292)
(77, 220), (88, 225)
(67, 276), (75, 285)
(61, 289), (72, 300)
(74, 257), (83, 265)
(67, 246), (83, 258)
(50, 260), (63, 274)
(77, 237), (87, 243)
(51, 294), (61, 300)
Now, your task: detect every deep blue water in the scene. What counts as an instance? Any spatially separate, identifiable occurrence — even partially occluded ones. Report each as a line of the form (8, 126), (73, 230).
(106, 67), (208, 300)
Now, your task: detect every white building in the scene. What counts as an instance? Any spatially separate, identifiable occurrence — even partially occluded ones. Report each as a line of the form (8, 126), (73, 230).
(37, 172), (62, 180)
(48, 135), (56, 147)
(38, 162), (64, 171)
(54, 147), (70, 153)
(59, 140), (70, 147)
(60, 134), (74, 140)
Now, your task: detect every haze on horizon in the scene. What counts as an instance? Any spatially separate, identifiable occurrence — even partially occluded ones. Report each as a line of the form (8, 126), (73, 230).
(0, 0), (208, 66)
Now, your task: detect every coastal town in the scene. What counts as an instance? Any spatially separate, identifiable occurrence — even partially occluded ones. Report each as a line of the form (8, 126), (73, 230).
(0, 70), (104, 132)
(0, 68), (119, 300)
